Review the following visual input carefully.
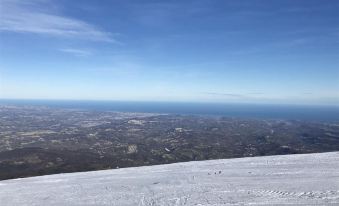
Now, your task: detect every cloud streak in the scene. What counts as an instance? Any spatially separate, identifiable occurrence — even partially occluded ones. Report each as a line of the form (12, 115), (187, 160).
(0, 0), (117, 43)
(203, 92), (266, 99)
(59, 48), (92, 57)
(203, 92), (247, 98)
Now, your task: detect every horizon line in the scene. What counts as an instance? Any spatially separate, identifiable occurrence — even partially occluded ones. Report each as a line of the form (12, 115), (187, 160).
(0, 98), (338, 108)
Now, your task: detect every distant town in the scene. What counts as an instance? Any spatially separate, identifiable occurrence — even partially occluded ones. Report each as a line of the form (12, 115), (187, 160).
(1, 105), (339, 180)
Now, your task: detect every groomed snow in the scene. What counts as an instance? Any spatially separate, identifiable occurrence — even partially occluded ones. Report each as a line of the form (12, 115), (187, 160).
(1, 152), (339, 205)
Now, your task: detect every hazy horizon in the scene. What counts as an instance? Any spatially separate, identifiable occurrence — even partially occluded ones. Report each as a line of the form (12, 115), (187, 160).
(1, 97), (339, 107)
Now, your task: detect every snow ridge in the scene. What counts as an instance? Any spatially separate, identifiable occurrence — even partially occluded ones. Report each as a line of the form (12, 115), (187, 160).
(0, 152), (339, 205)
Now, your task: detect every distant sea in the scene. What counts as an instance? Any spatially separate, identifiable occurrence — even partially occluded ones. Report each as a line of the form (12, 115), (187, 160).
(1, 99), (339, 122)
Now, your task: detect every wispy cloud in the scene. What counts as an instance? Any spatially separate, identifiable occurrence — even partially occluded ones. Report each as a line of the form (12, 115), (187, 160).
(301, 92), (313, 95)
(203, 92), (247, 98)
(59, 48), (92, 57)
(203, 92), (266, 99)
(229, 37), (315, 56)
(0, 0), (117, 43)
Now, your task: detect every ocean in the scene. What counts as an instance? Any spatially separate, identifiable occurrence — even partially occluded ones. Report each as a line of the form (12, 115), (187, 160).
(1, 99), (339, 122)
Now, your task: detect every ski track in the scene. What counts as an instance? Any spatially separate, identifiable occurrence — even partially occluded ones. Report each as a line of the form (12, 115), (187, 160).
(0, 152), (339, 205)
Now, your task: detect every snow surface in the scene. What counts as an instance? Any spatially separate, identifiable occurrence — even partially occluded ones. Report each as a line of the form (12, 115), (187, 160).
(1, 152), (339, 205)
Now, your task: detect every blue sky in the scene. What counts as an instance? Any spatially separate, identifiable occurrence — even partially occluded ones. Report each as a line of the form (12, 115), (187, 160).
(0, 0), (338, 105)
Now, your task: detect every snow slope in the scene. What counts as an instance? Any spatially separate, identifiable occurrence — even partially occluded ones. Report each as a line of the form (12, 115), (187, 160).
(1, 152), (339, 206)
